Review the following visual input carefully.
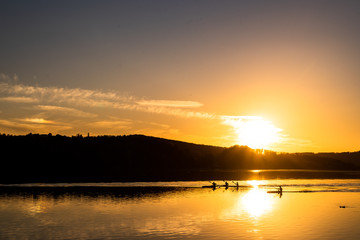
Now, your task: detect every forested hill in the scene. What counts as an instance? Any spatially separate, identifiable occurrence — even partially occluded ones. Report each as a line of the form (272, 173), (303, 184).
(1, 134), (360, 183)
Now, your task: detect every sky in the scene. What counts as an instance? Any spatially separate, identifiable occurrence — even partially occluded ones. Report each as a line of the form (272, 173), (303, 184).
(1, 0), (360, 152)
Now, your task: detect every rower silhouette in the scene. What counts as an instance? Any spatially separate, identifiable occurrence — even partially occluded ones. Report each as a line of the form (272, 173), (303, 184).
(278, 185), (283, 198)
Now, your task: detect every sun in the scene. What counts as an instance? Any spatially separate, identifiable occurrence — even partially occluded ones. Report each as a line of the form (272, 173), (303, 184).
(222, 116), (282, 149)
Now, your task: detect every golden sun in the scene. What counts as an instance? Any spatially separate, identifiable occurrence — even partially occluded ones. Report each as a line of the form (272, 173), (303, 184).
(222, 116), (282, 149)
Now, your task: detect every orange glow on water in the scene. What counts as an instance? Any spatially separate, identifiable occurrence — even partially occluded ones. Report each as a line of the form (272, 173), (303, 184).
(3, 180), (360, 239)
(241, 187), (273, 218)
(238, 180), (273, 218)
(247, 180), (266, 187)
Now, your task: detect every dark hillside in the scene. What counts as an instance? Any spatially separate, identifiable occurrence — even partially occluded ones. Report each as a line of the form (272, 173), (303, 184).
(1, 134), (359, 183)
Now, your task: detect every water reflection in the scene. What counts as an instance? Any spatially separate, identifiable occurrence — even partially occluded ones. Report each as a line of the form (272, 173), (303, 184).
(2, 182), (360, 240)
(26, 197), (51, 215)
(247, 180), (266, 187)
(242, 187), (273, 218)
(225, 180), (274, 220)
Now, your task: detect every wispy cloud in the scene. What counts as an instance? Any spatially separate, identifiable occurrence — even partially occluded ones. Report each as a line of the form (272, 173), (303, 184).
(0, 73), (18, 82)
(136, 105), (214, 119)
(0, 96), (38, 103)
(137, 100), (203, 108)
(92, 120), (132, 129)
(37, 105), (97, 118)
(0, 119), (71, 133)
(0, 119), (31, 132)
(0, 82), (211, 119)
(220, 115), (263, 122)
(22, 118), (54, 124)
(0, 82), (133, 107)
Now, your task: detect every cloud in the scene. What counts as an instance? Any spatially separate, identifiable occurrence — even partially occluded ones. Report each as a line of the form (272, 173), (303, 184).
(0, 119), (31, 132)
(0, 82), (133, 108)
(22, 118), (54, 124)
(37, 105), (97, 118)
(0, 82), (211, 119)
(137, 100), (203, 108)
(0, 73), (18, 82)
(92, 120), (132, 129)
(0, 118), (71, 133)
(0, 96), (38, 103)
(136, 105), (214, 119)
(220, 115), (263, 122)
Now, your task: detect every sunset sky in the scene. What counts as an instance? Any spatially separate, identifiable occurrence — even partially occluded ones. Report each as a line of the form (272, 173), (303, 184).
(1, 0), (360, 152)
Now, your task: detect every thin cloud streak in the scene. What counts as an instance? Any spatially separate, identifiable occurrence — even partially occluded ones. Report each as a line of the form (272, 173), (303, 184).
(0, 96), (39, 103)
(37, 105), (98, 118)
(92, 120), (132, 129)
(22, 118), (54, 124)
(220, 116), (263, 121)
(0, 82), (211, 119)
(137, 100), (203, 108)
(0, 119), (72, 133)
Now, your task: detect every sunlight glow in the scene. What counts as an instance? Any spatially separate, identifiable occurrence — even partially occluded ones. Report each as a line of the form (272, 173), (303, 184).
(222, 116), (282, 149)
(242, 186), (273, 218)
(247, 180), (266, 187)
(26, 199), (51, 215)
(24, 118), (53, 124)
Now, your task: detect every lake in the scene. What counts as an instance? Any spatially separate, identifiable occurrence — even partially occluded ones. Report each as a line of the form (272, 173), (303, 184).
(1, 177), (360, 239)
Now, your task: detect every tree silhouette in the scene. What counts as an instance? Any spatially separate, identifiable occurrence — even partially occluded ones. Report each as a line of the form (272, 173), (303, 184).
(0, 133), (359, 183)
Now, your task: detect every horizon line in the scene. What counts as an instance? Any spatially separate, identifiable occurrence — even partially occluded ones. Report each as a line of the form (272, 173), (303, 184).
(1, 132), (358, 155)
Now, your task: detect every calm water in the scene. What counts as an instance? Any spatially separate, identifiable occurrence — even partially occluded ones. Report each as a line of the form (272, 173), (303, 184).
(1, 178), (360, 239)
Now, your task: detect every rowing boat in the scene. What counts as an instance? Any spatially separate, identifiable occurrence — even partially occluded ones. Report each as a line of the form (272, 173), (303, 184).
(267, 191), (282, 193)
(202, 185), (218, 188)
(267, 190), (312, 193)
(202, 185), (244, 188)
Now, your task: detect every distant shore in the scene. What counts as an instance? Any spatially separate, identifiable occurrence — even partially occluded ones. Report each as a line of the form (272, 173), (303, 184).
(1, 134), (360, 183)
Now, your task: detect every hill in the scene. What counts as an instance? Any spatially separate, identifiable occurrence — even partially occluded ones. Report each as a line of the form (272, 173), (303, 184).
(1, 134), (360, 183)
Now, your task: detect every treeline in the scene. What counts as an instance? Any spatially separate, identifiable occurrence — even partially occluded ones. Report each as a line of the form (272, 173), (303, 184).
(1, 134), (360, 183)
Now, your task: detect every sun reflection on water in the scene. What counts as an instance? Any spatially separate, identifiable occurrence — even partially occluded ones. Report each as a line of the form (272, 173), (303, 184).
(223, 180), (274, 221)
(26, 198), (52, 215)
(242, 187), (273, 218)
(239, 180), (273, 218)
(247, 180), (266, 187)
